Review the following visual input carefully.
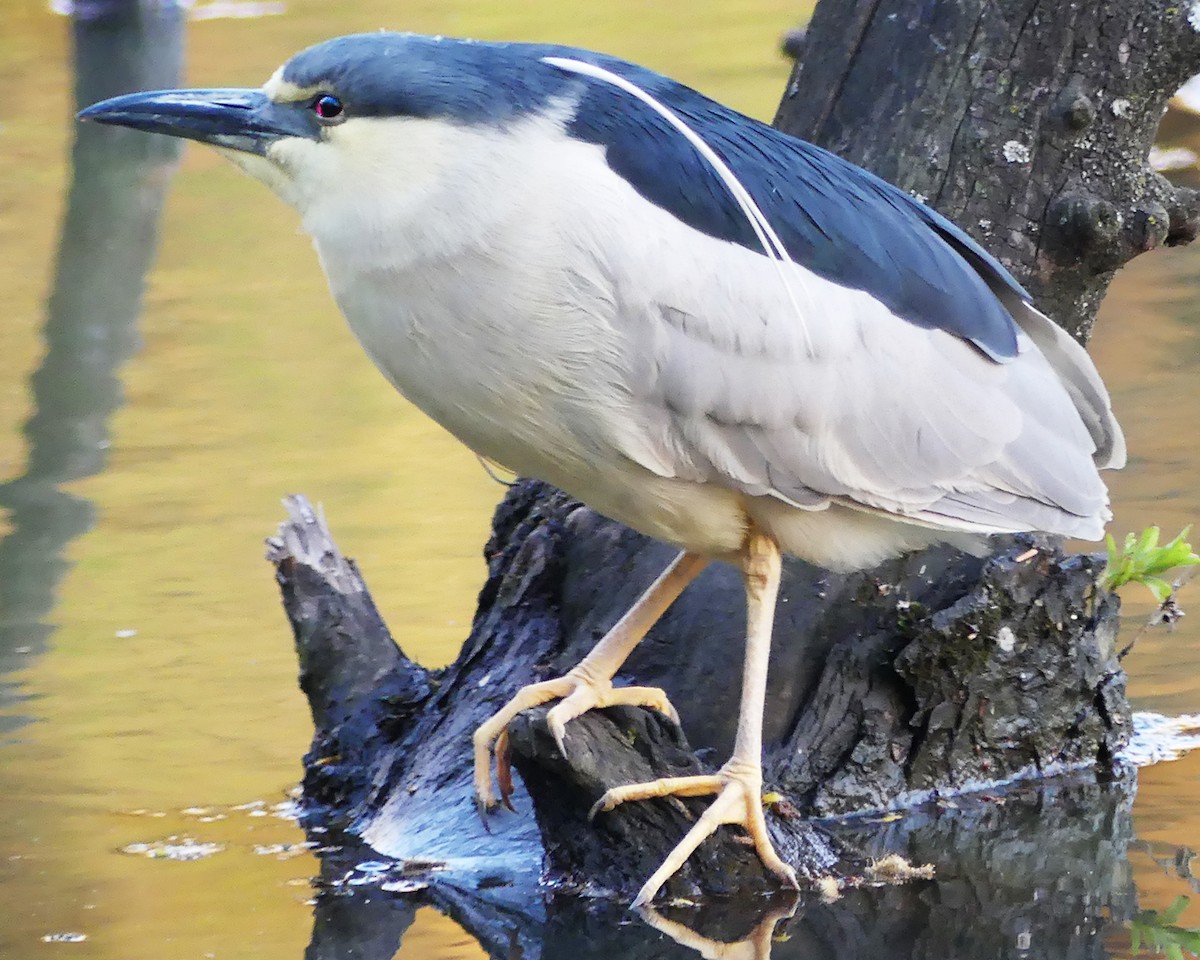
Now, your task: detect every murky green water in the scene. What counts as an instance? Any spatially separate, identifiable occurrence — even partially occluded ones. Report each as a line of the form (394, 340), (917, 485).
(1, 2), (1198, 958)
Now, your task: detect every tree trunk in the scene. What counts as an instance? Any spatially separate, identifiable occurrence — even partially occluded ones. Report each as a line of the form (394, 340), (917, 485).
(777, 0), (1200, 341)
(275, 0), (1200, 904)
(777, 0), (1200, 340)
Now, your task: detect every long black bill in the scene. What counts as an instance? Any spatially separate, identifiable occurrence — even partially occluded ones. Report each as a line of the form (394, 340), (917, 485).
(77, 88), (316, 155)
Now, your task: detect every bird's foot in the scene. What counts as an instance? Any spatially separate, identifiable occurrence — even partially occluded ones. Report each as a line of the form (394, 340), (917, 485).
(473, 669), (680, 812)
(589, 762), (799, 907)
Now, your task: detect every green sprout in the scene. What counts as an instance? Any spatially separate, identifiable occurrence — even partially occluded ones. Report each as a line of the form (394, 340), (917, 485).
(1130, 895), (1200, 959)
(1103, 526), (1200, 603)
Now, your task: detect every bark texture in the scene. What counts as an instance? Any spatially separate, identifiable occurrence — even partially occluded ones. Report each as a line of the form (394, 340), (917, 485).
(274, 0), (1200, 904)
(776, 0), (1200, 340)
(275, 479), (1122, 901)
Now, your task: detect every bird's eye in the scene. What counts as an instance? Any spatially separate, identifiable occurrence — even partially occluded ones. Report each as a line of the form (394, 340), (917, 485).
(312, 94), (344, 122)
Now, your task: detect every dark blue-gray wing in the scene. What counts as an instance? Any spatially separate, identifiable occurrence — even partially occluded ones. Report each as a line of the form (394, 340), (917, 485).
(561, 55), (1023, 361)
(540, 50), (1123, 542)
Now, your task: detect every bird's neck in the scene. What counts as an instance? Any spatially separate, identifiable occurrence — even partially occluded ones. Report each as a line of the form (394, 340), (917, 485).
(296, 113), (567, 274)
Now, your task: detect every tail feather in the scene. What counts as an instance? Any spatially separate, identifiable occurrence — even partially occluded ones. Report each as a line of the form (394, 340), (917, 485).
(997, 292), (1126, 471)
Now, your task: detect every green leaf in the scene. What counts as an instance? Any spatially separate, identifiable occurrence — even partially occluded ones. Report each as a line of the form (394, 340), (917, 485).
(1129, 895), (1200, 959)
(1102, 525), (1200, 603)
(1146, 576), (1175, 604)
(1164, 896), (1192, 925)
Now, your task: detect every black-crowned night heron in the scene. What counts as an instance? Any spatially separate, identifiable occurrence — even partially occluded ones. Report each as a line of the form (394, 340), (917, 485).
(80, 32), (1125, 906)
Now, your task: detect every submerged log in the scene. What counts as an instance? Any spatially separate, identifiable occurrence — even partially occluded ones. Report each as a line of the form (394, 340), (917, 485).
(271, 0), (1200, 902)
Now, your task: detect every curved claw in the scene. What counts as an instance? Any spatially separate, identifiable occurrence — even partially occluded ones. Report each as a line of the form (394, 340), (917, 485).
(586, 767), (798, 908)
(494, 729), (517, 811)
(545, 683), (681, 757)
(473, 675), (575, 811)
(587, 796), (606, 824)
(473, 673), (681, 811)
(547, 705), (572, 759)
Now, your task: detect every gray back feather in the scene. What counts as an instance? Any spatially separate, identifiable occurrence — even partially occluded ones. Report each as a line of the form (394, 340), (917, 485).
(586, 197), (1122, 543)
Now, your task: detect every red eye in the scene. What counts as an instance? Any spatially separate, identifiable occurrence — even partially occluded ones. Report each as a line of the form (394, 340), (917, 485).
(313, 94), (344, 121)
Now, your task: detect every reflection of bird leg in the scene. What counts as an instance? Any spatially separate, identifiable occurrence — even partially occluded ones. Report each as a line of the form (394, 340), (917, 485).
(590, 530), (798, 905)
(637, 894), (799, 960)
(474, 550), (709, 810)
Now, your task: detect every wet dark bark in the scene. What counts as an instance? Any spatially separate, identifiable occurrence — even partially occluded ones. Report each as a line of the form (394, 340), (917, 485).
(274, 480), (1122, 901)
(273, 0), (1200, 903)
(271, 492), (843, 900)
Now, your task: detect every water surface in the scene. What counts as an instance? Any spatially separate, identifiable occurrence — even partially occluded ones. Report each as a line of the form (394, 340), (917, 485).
(2, 2), (1198, 958)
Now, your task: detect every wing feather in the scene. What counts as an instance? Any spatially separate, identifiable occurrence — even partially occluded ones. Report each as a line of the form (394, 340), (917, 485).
(593, 202), (1117, 541)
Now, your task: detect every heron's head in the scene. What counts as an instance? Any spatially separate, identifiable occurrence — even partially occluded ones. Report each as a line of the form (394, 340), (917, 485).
(77, 33), (585, 224)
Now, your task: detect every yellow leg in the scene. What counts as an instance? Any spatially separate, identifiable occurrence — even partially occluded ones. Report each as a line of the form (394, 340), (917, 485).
(590, 531), (799, 906)
(473, 550), (709, 810)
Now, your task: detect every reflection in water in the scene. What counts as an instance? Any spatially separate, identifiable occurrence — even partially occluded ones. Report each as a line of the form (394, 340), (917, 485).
(303, 774), (1145, 960)
(0, 2), (183, 730)
(1, 4), (1198, 959)
(638, 898), (799, 959)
